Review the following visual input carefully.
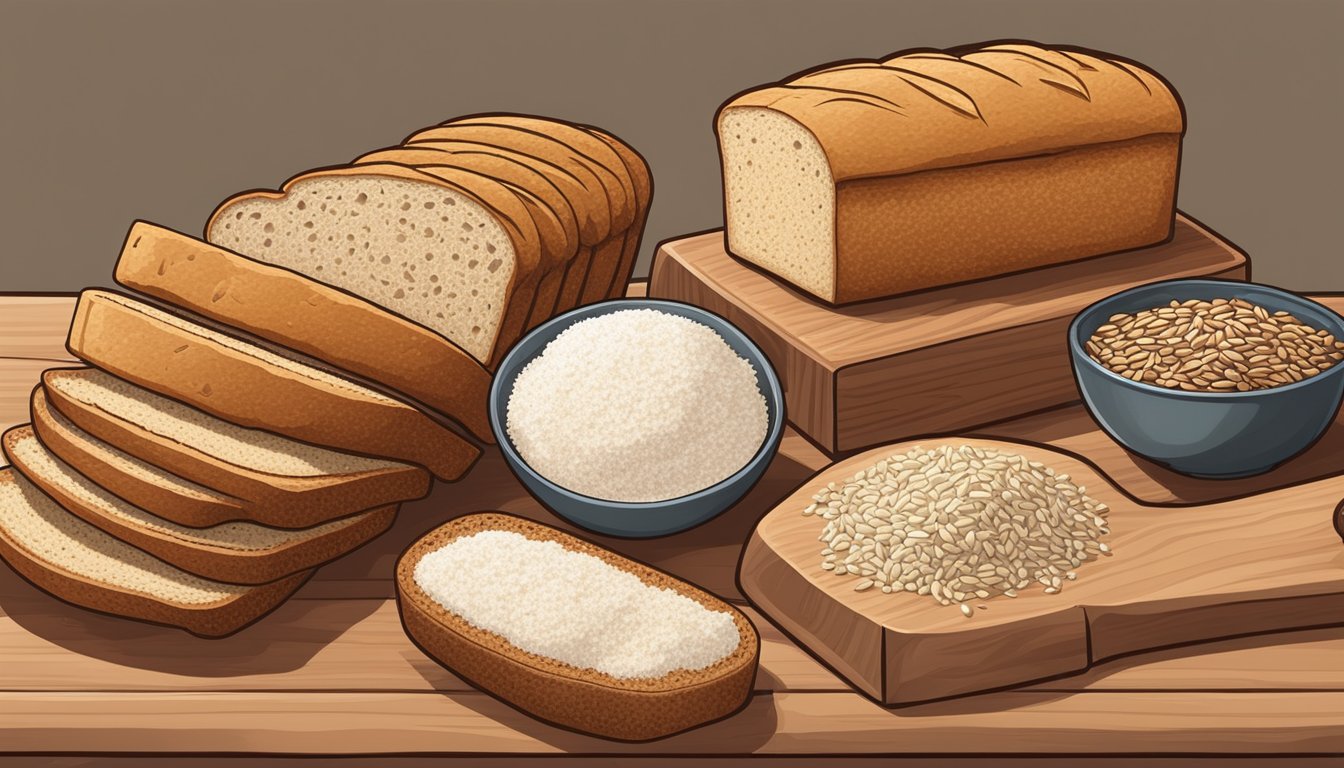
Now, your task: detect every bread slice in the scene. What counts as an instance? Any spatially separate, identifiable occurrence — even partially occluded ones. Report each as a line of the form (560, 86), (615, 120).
(114, 221), (494, 441)
(30, 384), (248, 525)
(354, 146), (585, 328)
(207, 162), (543, 368)
(4, 424), (395, 585)
(42, 368), (429, 529)
(0, 468), (309, 637)
(406, 118), (634, 308)
(65, 289), (479, 480)
(587, 127), (653, 298)
(395, 512), (759, 741)
(384, 139), (615, 318)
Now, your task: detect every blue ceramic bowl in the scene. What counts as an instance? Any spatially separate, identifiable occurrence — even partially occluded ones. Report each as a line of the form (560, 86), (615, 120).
(1069, 279), (1344, 478)
(489, 299), (785, 538)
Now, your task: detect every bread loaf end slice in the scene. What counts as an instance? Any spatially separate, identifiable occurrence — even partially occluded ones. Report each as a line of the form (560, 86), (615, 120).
(0, 468), (309, 637)
(396, 513), (759, 741)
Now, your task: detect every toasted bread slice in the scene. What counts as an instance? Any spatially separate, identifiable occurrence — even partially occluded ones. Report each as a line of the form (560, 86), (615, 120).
(42, 368), (428, 528)
(113, 221), (494, 441)
(65, 289), (479, 480)
(396, 512), (759, 741)
(5, 422), (396, 585)
(0, 468), (309, 637)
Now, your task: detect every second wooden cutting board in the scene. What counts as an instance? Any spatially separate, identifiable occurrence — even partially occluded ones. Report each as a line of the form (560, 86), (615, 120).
(739, 437), (1344, 705)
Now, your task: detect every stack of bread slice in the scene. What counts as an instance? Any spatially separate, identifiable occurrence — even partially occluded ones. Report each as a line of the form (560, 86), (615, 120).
(0, 114), (651, 636)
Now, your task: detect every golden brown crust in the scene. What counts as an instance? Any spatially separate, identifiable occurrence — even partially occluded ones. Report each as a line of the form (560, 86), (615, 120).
(719, 42), (1183, 182)
(65, 290), (480, 481)
(395, 512), (759, 741)
(4, 423), (397, 585)
(40, 369), (430, 528)
(587, 128), (653, 300)
(829, 133), (1180, 303)
(0, 470), (310, 637)
(114, 221), (494, 441)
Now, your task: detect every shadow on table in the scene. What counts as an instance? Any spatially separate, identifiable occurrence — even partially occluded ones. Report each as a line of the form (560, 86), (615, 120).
(0, 565), (381, 677)
(409, 658), (780, 753)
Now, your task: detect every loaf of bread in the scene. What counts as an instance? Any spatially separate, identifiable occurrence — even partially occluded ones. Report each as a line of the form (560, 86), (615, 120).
(208, 116), (652, 368)
(716, 42), (1184, 304)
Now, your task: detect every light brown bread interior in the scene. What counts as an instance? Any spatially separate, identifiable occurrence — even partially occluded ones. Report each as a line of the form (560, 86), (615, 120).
(208, 169), (526, 363)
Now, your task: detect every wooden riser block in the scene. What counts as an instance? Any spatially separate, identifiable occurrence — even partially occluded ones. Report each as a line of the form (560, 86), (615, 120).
(650, 215), (1249, 455)
(738, 437), (1344, 706)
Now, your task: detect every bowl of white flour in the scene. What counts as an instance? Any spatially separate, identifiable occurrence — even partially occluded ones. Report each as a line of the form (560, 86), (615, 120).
(490, 299), (784, 538)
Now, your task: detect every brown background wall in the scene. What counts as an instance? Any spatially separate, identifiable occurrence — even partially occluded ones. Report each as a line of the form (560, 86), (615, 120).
(1, 0), (1339, 292)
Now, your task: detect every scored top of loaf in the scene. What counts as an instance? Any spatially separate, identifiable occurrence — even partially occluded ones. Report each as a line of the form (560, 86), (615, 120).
(717, 41), (1184, 183)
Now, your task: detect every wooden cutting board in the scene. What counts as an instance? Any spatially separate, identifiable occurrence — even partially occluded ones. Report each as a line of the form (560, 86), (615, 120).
(738, 437), (1344, 706)
(650, 215), (1248, 455)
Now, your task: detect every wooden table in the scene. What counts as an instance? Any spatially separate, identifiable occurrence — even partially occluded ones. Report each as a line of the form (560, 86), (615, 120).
(1, 292), (1343, 767)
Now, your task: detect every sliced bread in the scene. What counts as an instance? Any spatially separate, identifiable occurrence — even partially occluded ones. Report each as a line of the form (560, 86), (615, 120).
(206, 162), (543, 368)
(396, 512), (759, 741)
(65, 289), (479, 480)
(42, 368), (429, 528)
(3, 425), (394, 585)
(30, 384), (249, 525)
(404, 119), (633, 307)
(440, 116), (637, 305)
(0, 468), (309, 636)
(353, 147), (584, 329)
(587, 127), (653, 299)
(113, 221), (494, 441)
(400, 128), (616, 314)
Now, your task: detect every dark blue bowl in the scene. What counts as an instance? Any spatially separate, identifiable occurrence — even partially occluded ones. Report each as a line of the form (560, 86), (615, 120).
(1069, 278), (1344, 478)
(489, 299), (785, 538)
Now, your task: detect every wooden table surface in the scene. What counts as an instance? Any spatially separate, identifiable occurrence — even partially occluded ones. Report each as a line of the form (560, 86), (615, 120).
(2, 292), (1343, 767)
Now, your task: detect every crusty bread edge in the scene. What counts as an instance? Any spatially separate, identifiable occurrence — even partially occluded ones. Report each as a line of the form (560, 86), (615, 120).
(41, 368), (432, 528)
(66, 289), (480, 480)
(0, 469), (311, 637)
(115, 220), (495, 442)
(395, 512), (759, 741)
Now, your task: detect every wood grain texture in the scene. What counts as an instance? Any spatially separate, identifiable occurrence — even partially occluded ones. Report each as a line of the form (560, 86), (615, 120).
(2, 291), (1344, 760)
(1, 690), (1341, 755)
(740, 437), (1344, 704)
(648, 215), (1248, 453)
(0, 295), (77, 362)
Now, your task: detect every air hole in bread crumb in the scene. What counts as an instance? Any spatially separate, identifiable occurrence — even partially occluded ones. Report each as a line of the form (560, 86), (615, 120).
(250, 212), (262, 219)
(380, 254), (390, 264)
(487, 259), (502, 272)
(486, 243), (496, 254)
(403, 270), (414, 281)
(471, 289), (479, 297)
(793, 140), (802, 149)
(461, 222), (473, 232)
(320, 203), (327, 212)
(396, 234), (406, 243)
(452, 253), (460, 261)
(393, 289), (405, 299)
(263, 222), (274, 233)
(468, 259), (479, 268)
(347, 234), (355, 241)
(471, 325), (481, 334)
(308, 233), (317, 242)
(425, 253), (434, 261)
(296, 200), (306, 210)
(429, 273), (438, 281)
(424, 201), (435, 209)
(335, 257), (343, 265)
(433, 286), (442, 295)
(444, 198), (456, 206)
(235, 212), (243, 219)
(355, 193), (368, 204)
(398, 218), (407, 225)
(263, 238), (272, 247)
(401, 202), (412, 211)
(303, 221), (314, 229)
(423, 228), (434, 238)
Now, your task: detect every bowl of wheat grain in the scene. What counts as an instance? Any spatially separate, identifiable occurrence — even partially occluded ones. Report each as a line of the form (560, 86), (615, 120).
(1069, 278), (1344, 478)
